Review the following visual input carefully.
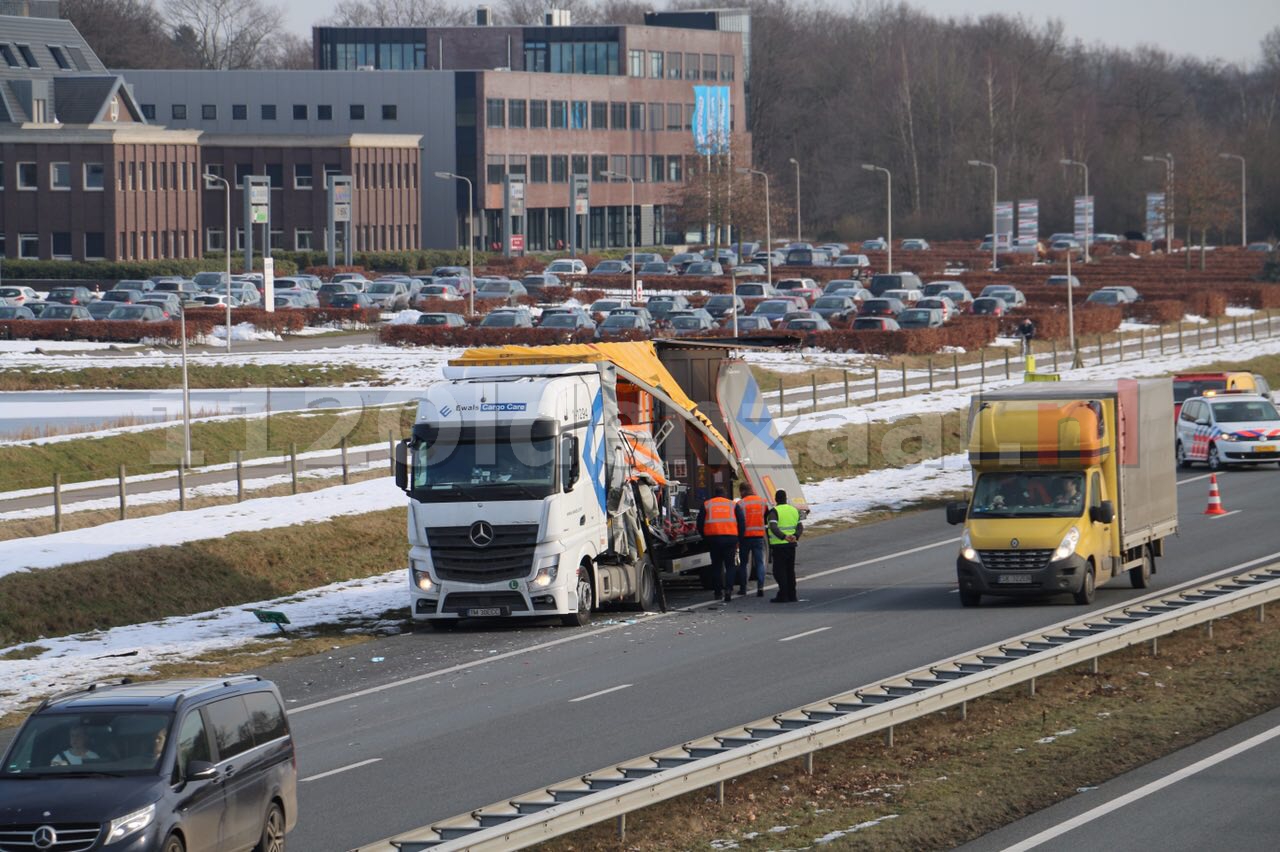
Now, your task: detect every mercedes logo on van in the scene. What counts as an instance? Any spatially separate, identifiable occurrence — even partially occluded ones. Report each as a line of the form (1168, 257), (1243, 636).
(1010, 538), (1020, 549)
(32, 826), (57, 850)
(469, 521), (495, 547)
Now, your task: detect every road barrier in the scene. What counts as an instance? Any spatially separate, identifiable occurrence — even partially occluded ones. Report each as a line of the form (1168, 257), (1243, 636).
(359, 559), (1280, 850)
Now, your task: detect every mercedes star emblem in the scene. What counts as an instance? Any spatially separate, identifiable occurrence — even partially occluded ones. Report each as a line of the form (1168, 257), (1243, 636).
(32, 826), (57, 851)
(469, 521), (495, 547)
(1010, 538), (1020, 549)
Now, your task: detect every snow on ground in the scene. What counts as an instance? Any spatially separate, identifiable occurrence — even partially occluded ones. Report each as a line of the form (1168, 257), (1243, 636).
(803, 453), (970, 526)
(0, 476), (404, 577)
(1225, 306), (1257, 317)
(209, 323), (283, 342)
(1119, 320), (1157, 331)
(1184, 314), (1210, 324)
(390, 309), (424, 324)
(743, 348), (878, 374)
(0, 340), (144, 353)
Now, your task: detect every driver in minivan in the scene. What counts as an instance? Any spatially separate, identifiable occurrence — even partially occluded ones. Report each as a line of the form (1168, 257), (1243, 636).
(49, 725), (99, 766)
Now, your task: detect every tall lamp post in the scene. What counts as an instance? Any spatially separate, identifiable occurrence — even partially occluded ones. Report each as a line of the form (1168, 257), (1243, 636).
(1219, 153), (1246, 246)
(861, 164), (892, 274)
(1059, 158), (1090, 264)
(788, 157), (801, 244)
(202, 173), (233, 354)
(1142, 154), (1174, 250)
(967, 160), (998, 271)
(603, 170), (637, 303)
(178, 303), (192, 469)
(735, 167), (772, 289)
(434, 171), (476, 316)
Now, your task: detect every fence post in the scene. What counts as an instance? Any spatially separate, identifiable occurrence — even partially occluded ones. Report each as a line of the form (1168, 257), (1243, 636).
(811, 374), (818, 410)
(1215, 318), (1221, 346)
(1051, 339), (1058, 373)
(1004, 350), (1010, 379)
(388, 430), (396, 474)
(779, 378), (785, 417)
(1178, 323), (1183, 352)
(1097, 334), (1104, 364)
(927, 357), (934, 391)
(1118, 333), (1123, 362)
(177, 464), (186, 511)
(901, 361), (907, 396)
(1160, 325), (1165, 354)
(873, 365), (879, 401)
(290, 443), (298, 495)
(53, 472), (62, 533)
(1139, 329), (1145, 359)
(843, 371), (850, 406)
(236, 450), (244, 502)
(979, 351), (985, 385)
(118, 465), (127, 521)
(341, 437), (350, 485)
(1233, 317), (1239, 343)
(953, 353), (959, 388)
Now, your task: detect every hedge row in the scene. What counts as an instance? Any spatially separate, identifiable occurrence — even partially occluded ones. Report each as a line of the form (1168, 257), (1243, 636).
(0, 319), (201, 343)
(1002, 306), (1123, 340)
(0, 257), (299, 281)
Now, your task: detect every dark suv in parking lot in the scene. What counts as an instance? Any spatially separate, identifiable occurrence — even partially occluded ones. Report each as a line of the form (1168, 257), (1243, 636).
(0, 676), (296, 852)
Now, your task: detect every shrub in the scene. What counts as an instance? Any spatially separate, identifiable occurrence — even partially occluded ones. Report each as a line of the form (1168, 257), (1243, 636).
(1126, 300), (1184, 324)
(0, 319), (203, 343)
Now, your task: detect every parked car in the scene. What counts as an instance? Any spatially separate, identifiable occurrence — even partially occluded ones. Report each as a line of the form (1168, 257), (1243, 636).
(151, 279), (194, 295)
(327, 292), (377, 310)
(753, 298), (808, 321)
(193, 294), (241, 308)
(971, 296), (1009, 316)
(1046, 275), (1081, 288)
(545, 258), (588, 277)
(668, 251), (704, 272)
(979, 285), (1026, 308)
(46, 286), (95, 305)
(868, 271), (924, 297)
(588, 298), (630, 316)
(0, 286), (41, 305)
(0, 676), (296, 852)
(732, 263), (766, 278)
(417, 312), (468, 326)
(644, 294), (690, 322)
(317, 282), (358, 307)
(608, 306), (654, 323)
(774, 277), (821, 303)
(1092, 233), (1123, 244)
(1049, 237), (1084, 257)
(367, 280), (413, 310)
(833, 254), (871, 275)
(480, 308), (534, 328)
(232, 286), (262, 306)
(783, 247), (831, 266)
(916, 297), (956, 321)
(735, 315), (774, 332)
(106, 304), (169, 322)
(276, 288), (320, 308)
(87, 301), (122, 320)
(669, 314), (717, 335)
(274, 293), (310, 310)
(26, 302), (50, 317)
(897, 307), (945, 329)
(859, 298), (906, 317)
(140, 293), (183, 317)
(638, 261), (677, 276)
(881, 287), (922, 306)
(418, 283), (463, 301)
(1084, 289), (1125, 306)
(539, 312), (596, 331)
(900, 238), (931, 251)
(852, 316), (901, 330)
(664, 308), (714, 325)
(37, 304), (93, 320)
(703, 294), (745, 320)
(0, 303), (36, 319)
(591, 259), (632, 275)
(780, 314), (831, 331)
(192, 271), (229, 290)
(940, 287), (974, 309)
(861, 238), (888, 251)
(811, 295), (858, 321)
(922, 281), (958, 298)
(735, 281), (775, 299)
(99, 289), (143, 306)
(540, 305), (593, 323)
(332, 272), (370, 287)
(684, 260), (725, 276)
(752, 250), (785, 267)
(520, 273), (562, 300)
(713, 249), (739, 266)
(1246, 241), (1276, 253)
(623, 251), (663, 266)
(595, 313), (652, 338)
(1098, 285), (1141, 303)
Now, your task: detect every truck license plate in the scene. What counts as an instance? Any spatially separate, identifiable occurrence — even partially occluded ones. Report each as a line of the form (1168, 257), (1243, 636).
(466, 607), (506, 617)
(999, 574), (1033, 584)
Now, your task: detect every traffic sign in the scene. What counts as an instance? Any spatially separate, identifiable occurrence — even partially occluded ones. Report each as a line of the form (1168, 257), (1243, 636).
(510, 234), (525, 252)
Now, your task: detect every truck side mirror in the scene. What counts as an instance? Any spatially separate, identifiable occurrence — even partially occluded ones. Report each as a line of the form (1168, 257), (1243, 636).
(562, 435), (580, 492)
(394, 439), (411, 493)
(1090, 501), (1115, 524)
(945, 501), (968, 525)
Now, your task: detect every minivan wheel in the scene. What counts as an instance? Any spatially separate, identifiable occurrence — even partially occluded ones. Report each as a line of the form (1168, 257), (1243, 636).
(1175, 441), (1192, 469)
(163, 835), (185, 852)
(1207, 444), (1222, 471)
(254, 803), (286, 852)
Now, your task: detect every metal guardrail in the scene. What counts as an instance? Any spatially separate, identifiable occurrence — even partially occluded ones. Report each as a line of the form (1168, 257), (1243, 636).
(357, 559), (1280, 851)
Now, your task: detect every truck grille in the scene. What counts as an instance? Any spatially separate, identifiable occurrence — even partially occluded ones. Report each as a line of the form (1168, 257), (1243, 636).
(978, 549), (1053, 572)
(0, 824), (102, 852)
(442, 591), (529, 613)
(427, 524), (539, 582)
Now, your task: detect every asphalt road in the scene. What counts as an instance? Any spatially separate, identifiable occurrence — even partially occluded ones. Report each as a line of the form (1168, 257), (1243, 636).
(958, 705), (1280, 852)
(245, 465), (1280, 851)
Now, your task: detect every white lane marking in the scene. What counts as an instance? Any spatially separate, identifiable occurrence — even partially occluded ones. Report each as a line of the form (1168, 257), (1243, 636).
(569, 683), (633, 703)
(300, 758), (381, 783)
(1210, 509), (1242, 519)
(780, 627), (831, 643)
(998, 721), (1280, 851)
(1180, 473), (1213, 485)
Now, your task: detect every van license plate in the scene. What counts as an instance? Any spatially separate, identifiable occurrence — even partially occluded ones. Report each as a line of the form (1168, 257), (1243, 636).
(466, 607), (506, 617)
(999, 574), (1033, 584)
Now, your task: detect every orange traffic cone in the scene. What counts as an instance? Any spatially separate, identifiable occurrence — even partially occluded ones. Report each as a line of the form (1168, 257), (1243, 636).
(1204, 474), (1227, 516)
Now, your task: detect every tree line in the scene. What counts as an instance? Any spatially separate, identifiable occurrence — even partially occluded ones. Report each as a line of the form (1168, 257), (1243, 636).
(63, 0), (1280, 242)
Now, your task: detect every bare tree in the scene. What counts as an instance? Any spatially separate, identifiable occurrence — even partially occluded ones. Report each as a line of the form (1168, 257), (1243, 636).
(269, 32), (313, 69)
(62, 0), (197, 69)
(164, 0), (286, 69)
(326, 0), (468, 26)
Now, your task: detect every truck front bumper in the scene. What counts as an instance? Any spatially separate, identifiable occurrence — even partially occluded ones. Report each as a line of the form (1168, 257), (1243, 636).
(956, 552), (1089, 598)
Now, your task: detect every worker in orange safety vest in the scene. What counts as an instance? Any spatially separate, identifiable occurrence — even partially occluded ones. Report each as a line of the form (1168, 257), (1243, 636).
(698, 486), (744, 604)
(736, 482), (770, 597)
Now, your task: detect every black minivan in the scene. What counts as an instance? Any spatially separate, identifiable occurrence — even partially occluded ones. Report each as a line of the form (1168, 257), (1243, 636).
(0, 676), (296, 852)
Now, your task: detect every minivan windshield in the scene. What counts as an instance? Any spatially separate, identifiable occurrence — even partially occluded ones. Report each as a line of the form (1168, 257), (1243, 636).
(970, 472), (1085, 518)
(1210, 400), (1280, 422)
(3, 711), (172, 777)
(1173, 379), (1226, 403)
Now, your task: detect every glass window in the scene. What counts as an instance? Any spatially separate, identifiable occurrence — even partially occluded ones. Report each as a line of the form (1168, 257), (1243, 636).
(261, 104), (276, 120)
(382, 104), (397, 120)
(648, 103), (662, 132)
(318, 104), (332, 121)
(551, 100), (567, 128)
(52, 232), (71, 258)
(206, 229), (225, 252)
(19, 233), (38, 258)
(703, 54), (717, 80)
(530, 155), (548, 183)
(265, 163), (283, 188)
(293, 104), (307, 120)
(629, 102), (644, 131)
(721, 54), (735, 81)
(628, 49), (644, 77)
(631, 154), (645, 181)
(17, 44), (38, 67)
(45, 44), (68, 69)
(205, 697), (254, 761)
(17, 162), (37, 189)
(684, 103), (694, 130)
(350, 104), (365, 120)
(176, 712), (212, 779)
(551, 154), (568, 183)
(667, 51), (682, 79)
(509, 99), (526, 128)
(610, 154), (626, 180)
(667, 103), (682, 131)
(50, 162), (71, 190)
(232, 104), (246, 120)
(685, 53), (699, 81)
(649, 50), (663, 78)
(590, 101), (607, 129)
(571, 154), (587, 178)
(508, 155), (527, 180)
(570, 100), (587, 129)
(591, 155), (608, 182)
(486, 154), (505, 185)
(668, 157), (682, 182)
(610, 102), (627, 130)
(243, 692), (288, 745)
(234, 163), (253, 187)
(486, 99), (505, 127)
(295, 229), (313, 251)
(141, 104), (156, 120)
(205, 163), (224, 179)
(84, 232), (105, 259)
(294, 163), (313, 189)
(650, 155), (664, 183)
(200, 104), (215, 120)
(84, 162), (104, 190)
(172, 104), (187, 120)
(0, 44), (18, 67)
(530, 99), (547, 128)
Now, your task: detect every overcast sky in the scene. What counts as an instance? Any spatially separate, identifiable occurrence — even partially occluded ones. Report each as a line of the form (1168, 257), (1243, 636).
(281, 0), (1279, 67)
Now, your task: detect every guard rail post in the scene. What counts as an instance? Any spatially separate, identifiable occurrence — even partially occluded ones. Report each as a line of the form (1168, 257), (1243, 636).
(1178, 323), (1184, 353)
(118, 465), (127, 520)
(979, 351), (985, 385)
(1233, 317), (1239, 343)
(177, 464), (186, 511)
(1118, 333), (1124, 361)
(342, 437), (350, 485)
(236, 451), (244, 502)
(53, 472), (62, 533)
(290, 443), (298, 495)
(1160, 326), (1166, 354)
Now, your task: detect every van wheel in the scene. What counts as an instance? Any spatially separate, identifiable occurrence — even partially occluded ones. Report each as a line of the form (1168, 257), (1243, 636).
(163, 835), (185, 852)
(254, 803), (286, 852)
(1130, 549), (1153, 589)
(562, 564), (593, 627)
(1175, 441), (1192, 469)
(1207, 444), (1222, 471)
(1073, 565), (1096, 605)
(958, 588), (981, 607)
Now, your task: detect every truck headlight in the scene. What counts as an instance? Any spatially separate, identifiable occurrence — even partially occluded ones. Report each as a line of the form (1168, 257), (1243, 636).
(532, 555), (560, 588)
(107, 802), (155, 843)
(960, 530), (978, 563)
(1052, 527), (1080, 562)
(411, 560), (434, 592)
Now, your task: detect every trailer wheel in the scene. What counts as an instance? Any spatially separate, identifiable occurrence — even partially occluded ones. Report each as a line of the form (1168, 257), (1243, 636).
(1129, 547), (1153, 589)
(562, 563), (593, 627)
(1073, 564), (1096, 605)
(958, 588), (981, 607)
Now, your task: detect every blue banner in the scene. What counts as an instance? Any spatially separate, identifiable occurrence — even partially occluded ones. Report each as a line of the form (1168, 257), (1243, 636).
(693, 85), (731, 155)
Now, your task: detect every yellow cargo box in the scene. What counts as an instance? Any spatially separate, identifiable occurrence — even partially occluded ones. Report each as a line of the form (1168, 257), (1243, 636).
(969, 398), (1110, 471)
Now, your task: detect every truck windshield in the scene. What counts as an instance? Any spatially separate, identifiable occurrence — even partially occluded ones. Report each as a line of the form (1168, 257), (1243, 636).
(410, 423), (556, 502)
(970, 472), (1085, 518)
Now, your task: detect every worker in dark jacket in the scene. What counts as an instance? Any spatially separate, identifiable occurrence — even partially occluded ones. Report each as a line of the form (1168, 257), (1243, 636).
(699, 486), (744, 604)
(766, 490), (803, 602)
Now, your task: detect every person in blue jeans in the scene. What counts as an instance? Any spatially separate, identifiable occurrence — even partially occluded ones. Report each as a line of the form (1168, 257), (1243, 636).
(736, 481), (770, 596)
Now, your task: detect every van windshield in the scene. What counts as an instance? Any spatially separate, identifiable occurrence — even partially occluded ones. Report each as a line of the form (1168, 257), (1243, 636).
(410, 423), (557, 502)
(1173, 379), (1226, 403)
(970, 472), (1085, 518)
(2, 712), (173, 777)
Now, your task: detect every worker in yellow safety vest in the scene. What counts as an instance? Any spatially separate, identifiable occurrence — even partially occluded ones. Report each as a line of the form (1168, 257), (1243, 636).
(766, 490), (803, 603)
(737, 482), (770, 597)
(698, 486), (744, 604)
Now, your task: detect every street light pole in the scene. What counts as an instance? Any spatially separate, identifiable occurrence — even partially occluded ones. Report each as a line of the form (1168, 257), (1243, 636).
(1059, 158), (1090, 264)
(788, 157), (801, 244)
(861, 164), (892, 274)
(203, 173), (233, 353)
(178, 303), (192, 469)
(968, 160), (998, 271)
(435, 171), (475, 316)
(1219, 153), (1246, 246)
(1143, 154), (1173, 251)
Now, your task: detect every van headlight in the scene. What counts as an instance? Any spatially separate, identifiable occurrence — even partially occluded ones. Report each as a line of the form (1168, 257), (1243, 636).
(960, 530), (978, 563)
(411, 560), (434, 592)
(532, 555), (560, 588)
(107, 802), (155, 842)
(1052, 527), (1080, 562)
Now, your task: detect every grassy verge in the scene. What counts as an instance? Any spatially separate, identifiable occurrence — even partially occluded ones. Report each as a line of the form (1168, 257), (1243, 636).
(1, 404), (416, 492)
(0, 363), (383, 391)
(539, 605), (1280, 851)
(786, 411), (968, 484)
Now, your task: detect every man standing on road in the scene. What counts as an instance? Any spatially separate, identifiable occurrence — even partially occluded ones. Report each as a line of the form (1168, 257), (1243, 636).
(699, 486), (743, 604)
(767, 490), (803, 603)
(737, 482), (770, 597)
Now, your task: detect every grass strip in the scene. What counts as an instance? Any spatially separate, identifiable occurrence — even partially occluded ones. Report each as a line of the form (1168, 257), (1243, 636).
(0, 363), (383, 391)
(1, 404), (417, 492)
(539, 605), (1280, 851)
(786, 410), (968, 484)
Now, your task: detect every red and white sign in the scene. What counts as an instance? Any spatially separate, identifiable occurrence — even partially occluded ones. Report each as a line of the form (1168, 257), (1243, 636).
(509, 234), (525, 252)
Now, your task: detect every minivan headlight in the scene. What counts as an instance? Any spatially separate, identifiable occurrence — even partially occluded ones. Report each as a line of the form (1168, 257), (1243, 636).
(1052, 527), (1080, 562)
(107, 802), (156, 842)
(960, 530), (978, 563)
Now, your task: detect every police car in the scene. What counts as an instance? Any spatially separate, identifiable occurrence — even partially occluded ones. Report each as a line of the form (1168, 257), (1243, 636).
(1175, 393), (1280, 469)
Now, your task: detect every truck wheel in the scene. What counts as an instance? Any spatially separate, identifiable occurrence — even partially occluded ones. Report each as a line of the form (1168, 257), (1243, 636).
(958, 588), (981, 607)
(1129, 548), (1153, 589)
(1073, 565), (1096, 605)
(630, 560), (658, 612)
(562, 564), (593, 627)
(1175, 441), (1192, 469)
(1207, 444), (1222, 471)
